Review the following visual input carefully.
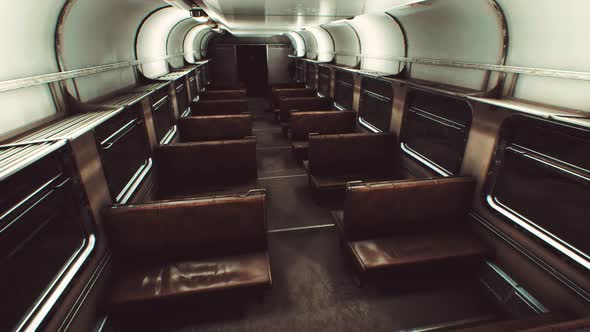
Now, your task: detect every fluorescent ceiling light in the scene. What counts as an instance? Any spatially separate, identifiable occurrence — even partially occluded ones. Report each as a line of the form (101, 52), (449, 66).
(194, 16), (209, 23)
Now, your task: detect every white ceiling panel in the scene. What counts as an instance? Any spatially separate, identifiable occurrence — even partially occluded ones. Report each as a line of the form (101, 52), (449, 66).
(199, 0), (365, 35)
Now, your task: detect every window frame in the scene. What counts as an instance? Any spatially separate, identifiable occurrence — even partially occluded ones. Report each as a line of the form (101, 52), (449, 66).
(357, 75), (394, 133)
(400, 89), (473, 177)
(317, 65), (331, 98)
(295, 58), (305, 83)
(484, 114), (590, 271)
(333, 69), (354, 111)
(94, 104), (153, 204)
(305, 61), (317, 89)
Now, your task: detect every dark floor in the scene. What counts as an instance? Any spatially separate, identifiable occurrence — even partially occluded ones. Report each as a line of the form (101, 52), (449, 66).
(109, 98), (498, 332)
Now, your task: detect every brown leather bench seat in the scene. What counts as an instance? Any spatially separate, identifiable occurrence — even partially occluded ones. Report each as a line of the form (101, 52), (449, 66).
(199, 89), (247, 100)
(290, 110), (356, 160)
(278, 96), (334, 136)
(271, 87), (317, 115)
(155, 137), (258, 200)
(270, 82), (306, 90)
(278, 96), (333, 123)
(333, 177), (492, 284)
(304, 132), (401, 191)
(191, 99), (248, 115)
(105, 192), (271, 309)
(178, 114), (252, 142)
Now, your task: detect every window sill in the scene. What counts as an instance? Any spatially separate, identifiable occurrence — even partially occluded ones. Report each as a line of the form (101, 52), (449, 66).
(358, 117), (382, 133)
(486, 194), (590, 271)
(400, 143), (451, 177)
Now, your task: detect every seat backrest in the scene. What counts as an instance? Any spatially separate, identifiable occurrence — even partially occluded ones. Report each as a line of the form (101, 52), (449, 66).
(270, 82), (306, 91)
(199, 89), (247, 100)
(341, 177), (475, 240)
(191, 99), (248, 115)
(271, 88), (317, 108)
(291, 111), (356, 141)
(278, 96), (333, 122)
(178, 114), (252, 142)
(308, 132), (399, 176)
(105, 192), (267, 262)
(156, 138), (257, 189)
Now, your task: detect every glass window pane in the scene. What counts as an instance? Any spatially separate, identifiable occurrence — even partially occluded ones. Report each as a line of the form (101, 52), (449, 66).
(94, 105), (151, 201)
(401, 91), (472, 174)
(318, 66), (331, 97)
(0, 145), (89, 330)
(489, 115), (590, 267)
(334, 70), (354, 111)
(358, 77), (393, 132)
(306, 62), (316, 88)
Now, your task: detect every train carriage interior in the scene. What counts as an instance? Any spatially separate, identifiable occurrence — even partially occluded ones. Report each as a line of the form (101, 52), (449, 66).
(1, 0), (590, 331)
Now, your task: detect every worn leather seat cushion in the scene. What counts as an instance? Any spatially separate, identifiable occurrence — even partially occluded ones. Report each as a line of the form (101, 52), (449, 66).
(110, 252), (271, 306)
(347, 232), (490, 273)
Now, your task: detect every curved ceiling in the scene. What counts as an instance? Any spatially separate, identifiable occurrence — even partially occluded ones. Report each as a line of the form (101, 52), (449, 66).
(348, 13), (405, 74)
(387, 0), (505, 90)
(167, 18), (200, 69)
(199, 0), (365, 36)
(136, 6), (191, 78)
(321, 22), (360, 67)
(184, 25), (212, 63)
(284, 32), (306, 57)
(305, 27), (335, 63)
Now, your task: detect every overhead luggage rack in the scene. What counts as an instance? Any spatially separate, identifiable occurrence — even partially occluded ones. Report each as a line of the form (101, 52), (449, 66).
(130, 81), (170, 93)
(5, 105), (152, 205)
(12, 109), (124, 143)
(155, 70), (194, 119)
(91, 90), (155, 108)
(156, 67), (196, 81)
(0, 139), (68, 181)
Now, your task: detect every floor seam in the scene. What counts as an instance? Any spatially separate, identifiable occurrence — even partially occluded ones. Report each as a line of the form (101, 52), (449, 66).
(258, 174), (307, 181)
(268, 224), (336, 233)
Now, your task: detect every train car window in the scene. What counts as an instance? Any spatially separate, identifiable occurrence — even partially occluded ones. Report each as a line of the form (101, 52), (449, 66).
(94, 105), (152, 203)
(400, 91), (472, 175)
(200, 64), (210, 87)
(0, 143), (92, 330)
(318, 66), (331, 97)
(175, 80), (189, 116)
(295, 59), (305, 83)
(486, 115), (590, 270)
(334, 70), (354, 111)
(189, 75), (197, 100)
(358, 76), (393, 132)
(305, 62), (316, 89)
(150, 87), (175, 143)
